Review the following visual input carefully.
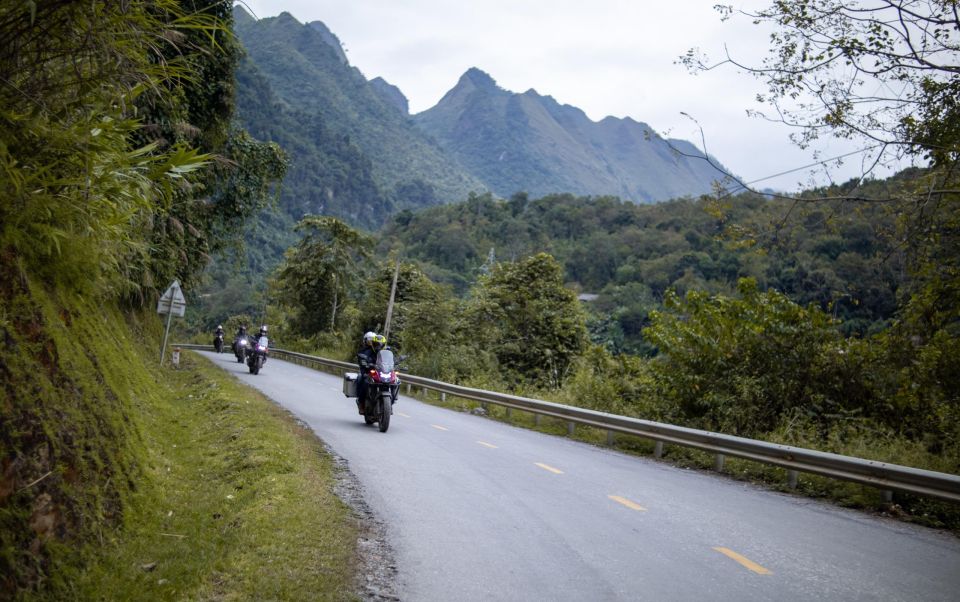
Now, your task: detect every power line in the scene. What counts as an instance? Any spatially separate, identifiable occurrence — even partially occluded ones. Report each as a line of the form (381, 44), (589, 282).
(741, 144), (884, 187)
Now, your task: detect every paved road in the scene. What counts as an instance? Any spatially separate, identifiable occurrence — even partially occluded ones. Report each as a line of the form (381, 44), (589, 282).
(198, 351), (960, 601)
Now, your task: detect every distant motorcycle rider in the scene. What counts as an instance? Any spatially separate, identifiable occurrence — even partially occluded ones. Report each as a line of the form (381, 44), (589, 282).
(232, 325), (248, 355)
(213, 324), (225, 352)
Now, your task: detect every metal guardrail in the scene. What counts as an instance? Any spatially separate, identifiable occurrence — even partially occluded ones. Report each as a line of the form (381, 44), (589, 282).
(176, 343), (960, 503)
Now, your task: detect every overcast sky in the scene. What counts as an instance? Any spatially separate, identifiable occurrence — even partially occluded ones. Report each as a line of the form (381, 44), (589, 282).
(236, 0), (909, 192)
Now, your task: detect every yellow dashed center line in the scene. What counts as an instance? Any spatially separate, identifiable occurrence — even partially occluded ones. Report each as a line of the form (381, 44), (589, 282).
(608, 495), (646, 511)
(431, 424), (449, 431)
(713, 547), (772, 575)
(477, 441), (498, 449)
(396, 412), (411, 418)
(535, 462), (563, 474)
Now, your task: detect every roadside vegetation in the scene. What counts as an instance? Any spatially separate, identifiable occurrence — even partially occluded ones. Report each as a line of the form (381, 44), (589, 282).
(61, 352), (357, 601)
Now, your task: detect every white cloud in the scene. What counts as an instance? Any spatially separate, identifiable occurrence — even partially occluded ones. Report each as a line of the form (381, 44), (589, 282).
(236, 0), (910, 192)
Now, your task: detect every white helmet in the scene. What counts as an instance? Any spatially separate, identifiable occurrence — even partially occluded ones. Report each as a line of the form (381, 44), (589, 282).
(363, 331), (376, 346)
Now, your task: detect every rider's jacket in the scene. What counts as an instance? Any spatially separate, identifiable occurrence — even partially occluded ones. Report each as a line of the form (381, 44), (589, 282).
(357, 346), (376, 370)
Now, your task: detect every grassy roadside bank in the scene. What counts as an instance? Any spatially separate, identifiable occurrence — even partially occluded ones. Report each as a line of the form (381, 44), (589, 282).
(38, 351), (359, 601)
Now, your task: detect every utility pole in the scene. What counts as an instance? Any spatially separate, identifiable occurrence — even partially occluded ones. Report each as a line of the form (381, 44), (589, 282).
(383, 258), (400, 340)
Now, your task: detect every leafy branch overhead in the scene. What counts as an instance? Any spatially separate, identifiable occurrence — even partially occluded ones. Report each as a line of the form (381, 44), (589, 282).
(685, 1), (959, 162)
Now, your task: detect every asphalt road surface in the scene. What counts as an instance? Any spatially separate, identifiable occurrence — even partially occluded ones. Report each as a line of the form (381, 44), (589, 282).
(197, 351), (960, 601)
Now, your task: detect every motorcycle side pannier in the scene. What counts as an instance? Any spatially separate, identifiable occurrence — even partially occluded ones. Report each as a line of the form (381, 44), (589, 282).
(342, 372), (358, 398)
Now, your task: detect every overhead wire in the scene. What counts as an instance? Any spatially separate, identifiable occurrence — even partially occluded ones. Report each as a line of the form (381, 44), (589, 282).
(739, 144), (885, 188)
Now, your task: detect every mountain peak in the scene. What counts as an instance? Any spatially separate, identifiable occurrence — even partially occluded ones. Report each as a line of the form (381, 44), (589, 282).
(461, 67), (497, 89)
(370, 76), (409, 114)
(308, 20), (348, 64)
(232, 5), (255, 27)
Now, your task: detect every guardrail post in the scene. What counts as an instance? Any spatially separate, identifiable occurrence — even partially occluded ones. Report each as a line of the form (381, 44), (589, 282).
(505, 407), (511, 419)
(441, 392), (446, 403)
(406, 384), (411, 395)
(567, 422), (575, 436)
(788, 470), (799, 489)
(715, 454), (725, 472)
(654, 441), (664, 458)
(882, 490), (893, 503)
(534, 414), (541, 427)
(606, 431), (615, 447)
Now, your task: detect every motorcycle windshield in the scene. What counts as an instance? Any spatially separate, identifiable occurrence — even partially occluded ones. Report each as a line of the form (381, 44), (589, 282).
(258, 337), (269, 350)
(376, 349), (394, 372)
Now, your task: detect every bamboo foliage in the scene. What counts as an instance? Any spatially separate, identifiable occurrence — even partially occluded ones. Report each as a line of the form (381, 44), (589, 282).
(0, 0), (285, 300)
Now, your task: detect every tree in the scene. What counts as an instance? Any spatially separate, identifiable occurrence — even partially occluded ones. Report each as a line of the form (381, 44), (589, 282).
(644, 278), (866, 435)
(272, 216), (372, 335)
(466, 253), (588, 387)
(683, 2), (959, 431)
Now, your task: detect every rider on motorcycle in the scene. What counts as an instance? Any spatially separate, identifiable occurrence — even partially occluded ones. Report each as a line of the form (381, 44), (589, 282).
(215, 324), (224, 337)
(356, 332), (385, 412)
(252, 325), (268, 357)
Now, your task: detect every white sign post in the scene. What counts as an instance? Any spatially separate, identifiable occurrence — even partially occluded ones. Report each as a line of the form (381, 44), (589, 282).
(157, 279), (186, 365)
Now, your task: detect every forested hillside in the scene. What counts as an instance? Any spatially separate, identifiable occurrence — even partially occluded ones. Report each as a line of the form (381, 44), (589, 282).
(379, 183), (903, 352)
(232, 8), (486, 219)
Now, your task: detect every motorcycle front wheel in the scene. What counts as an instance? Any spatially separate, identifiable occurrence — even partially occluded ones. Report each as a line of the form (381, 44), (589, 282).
(377, 395), (391, 433)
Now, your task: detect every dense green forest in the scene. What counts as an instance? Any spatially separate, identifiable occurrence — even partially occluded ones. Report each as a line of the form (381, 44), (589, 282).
(377, 182), (906, 352)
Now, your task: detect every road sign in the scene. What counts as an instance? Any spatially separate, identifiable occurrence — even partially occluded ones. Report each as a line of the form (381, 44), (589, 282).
(158, 280), (186, 366)
(157, 279), (186, 317)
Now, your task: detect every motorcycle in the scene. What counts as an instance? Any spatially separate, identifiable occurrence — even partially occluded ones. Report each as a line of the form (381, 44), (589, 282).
(360, 349), (401, 433)
(247, 336), (269, 375)
(233, 336), (249, 363)
(213, 332), (224, 353)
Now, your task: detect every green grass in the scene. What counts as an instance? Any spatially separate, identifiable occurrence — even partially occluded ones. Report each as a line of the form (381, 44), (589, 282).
(51, 351), (358, 601)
